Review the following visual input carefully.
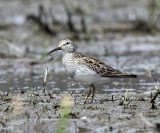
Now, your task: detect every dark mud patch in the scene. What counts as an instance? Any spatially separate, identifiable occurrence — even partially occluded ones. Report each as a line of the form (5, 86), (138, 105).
(0, 91), (160, 133)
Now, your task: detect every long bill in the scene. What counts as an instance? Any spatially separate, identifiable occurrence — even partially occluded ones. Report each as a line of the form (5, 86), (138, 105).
(48, 47), (61, 54)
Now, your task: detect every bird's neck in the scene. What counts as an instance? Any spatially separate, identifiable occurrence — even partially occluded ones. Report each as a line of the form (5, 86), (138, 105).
(62, 52), (74, 66)
(62, 51), (75, 56)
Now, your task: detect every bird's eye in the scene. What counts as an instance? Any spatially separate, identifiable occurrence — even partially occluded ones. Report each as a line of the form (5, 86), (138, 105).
(66, 42), (69, 44)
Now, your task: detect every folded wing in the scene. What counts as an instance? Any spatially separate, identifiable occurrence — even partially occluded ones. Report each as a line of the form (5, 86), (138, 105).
(73, 53), (137, 78)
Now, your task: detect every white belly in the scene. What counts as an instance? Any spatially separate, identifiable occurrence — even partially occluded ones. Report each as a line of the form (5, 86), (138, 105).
(74, 73), (108, 84)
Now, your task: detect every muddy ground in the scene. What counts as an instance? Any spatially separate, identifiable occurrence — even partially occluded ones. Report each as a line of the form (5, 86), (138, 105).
(0, 0), (160, 132)
(0, 90), (160, 133)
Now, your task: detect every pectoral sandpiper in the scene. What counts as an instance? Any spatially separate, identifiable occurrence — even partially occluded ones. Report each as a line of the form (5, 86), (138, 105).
(49, 39), (137, 104)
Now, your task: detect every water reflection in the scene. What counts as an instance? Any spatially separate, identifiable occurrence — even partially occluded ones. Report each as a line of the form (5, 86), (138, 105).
(0, 74), (159, 95)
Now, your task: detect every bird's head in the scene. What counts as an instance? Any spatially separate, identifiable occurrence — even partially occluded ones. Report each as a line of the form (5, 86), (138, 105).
(49, 39), (75, 54)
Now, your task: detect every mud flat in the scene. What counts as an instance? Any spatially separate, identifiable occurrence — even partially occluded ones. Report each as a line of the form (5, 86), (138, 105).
(0, 90), (160, 133)
(0, 0), (160, 132)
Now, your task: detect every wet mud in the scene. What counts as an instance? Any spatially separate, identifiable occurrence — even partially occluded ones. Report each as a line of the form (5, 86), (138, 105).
(0, 91), (160, 133)
(0, 0), (160, 132)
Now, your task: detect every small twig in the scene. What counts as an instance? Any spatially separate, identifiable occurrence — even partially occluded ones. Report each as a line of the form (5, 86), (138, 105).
(127, 97), (133, 106)
(150, 90), (160, 103)
(36, 112), (40, 123)
(4, 105), (10, 112)
(46, 99), (50, 103)
(0, 120), (6, 127)
(71, 91), (74, 96)
(124, 89), (128, 102)
(43, 67), (48, 94)
(48, 93), (54, 99)
(111, 95), (114, 101)
(25, 111), (30, 119)
(74, 121), (78, 133)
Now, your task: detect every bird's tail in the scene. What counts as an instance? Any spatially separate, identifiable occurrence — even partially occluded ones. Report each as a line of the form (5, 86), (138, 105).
(107, 74), (137, 78)
(119, 74), (137, 78)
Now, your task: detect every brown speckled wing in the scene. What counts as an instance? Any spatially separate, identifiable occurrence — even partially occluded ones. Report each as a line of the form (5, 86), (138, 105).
(73, 53), (135, 78)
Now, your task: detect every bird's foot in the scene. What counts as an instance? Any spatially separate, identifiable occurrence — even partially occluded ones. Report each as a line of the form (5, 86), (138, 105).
(83, 100), (87, 104)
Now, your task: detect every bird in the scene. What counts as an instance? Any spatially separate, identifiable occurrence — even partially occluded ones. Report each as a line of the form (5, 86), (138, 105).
(49, 39), (137, 104)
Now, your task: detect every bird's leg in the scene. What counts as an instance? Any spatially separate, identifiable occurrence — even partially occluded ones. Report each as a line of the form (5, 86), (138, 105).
(90, 84), (95, 103)
(83, 84), (92, 104)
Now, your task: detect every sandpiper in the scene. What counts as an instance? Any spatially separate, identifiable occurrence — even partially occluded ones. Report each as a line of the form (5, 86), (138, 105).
(49, 39), (137, 104)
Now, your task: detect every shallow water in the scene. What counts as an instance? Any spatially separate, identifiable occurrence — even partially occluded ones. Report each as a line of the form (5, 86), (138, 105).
(1, 40), (160, 95)
(1, 46), (160, 96)
(0, 73), (159, 96)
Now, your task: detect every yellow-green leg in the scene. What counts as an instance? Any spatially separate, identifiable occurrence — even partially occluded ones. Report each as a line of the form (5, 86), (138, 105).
(90, 84), (95, 103)
(83, 85), (92, 104)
